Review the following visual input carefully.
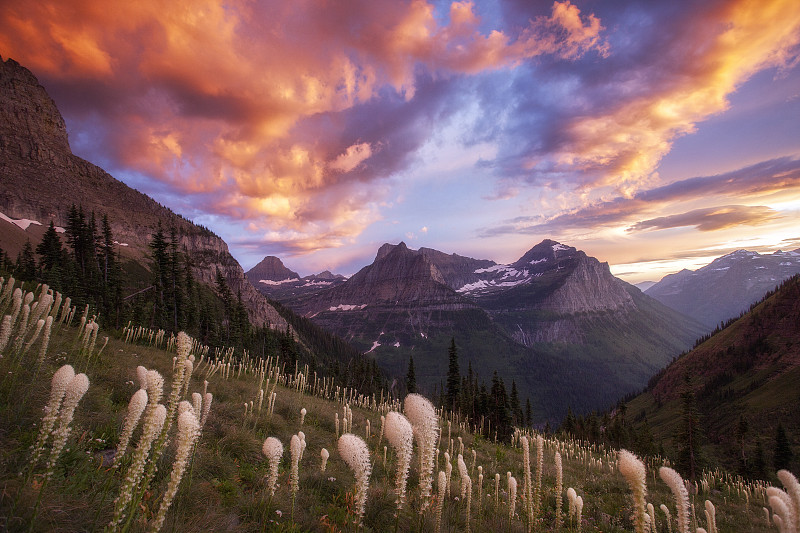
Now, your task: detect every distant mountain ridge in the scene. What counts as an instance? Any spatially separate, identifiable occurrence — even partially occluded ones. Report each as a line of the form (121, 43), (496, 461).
(645, 248), (800, 328)
(0, 55), (286, 329)
(245, 256), (347, 300)
(254, 239), (705, 420)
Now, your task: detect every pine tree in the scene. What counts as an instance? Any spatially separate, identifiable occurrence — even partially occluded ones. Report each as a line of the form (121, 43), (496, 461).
(445, 337), (460, 413)
(525, 398), (532, 428)
(510, 380), (522, 426)
(16, 240), (37, 280)
(36, 221), (65, 289)
(774, 423), (793, 471)
(405, 355), (417, 393)
(676, 374), (703, 481)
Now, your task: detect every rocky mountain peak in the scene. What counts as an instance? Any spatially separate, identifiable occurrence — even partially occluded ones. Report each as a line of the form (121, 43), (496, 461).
(514, 239), (577, 266)
(247, 256), (300, 282)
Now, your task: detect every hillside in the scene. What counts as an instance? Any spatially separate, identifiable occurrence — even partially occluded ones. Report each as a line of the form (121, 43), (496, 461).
(0, 55), (285, 329)
(645, 248), (800, 328)
(0, 279), (779, 532)
(269, 240), (704, 421)
(627, 274), (800, 476)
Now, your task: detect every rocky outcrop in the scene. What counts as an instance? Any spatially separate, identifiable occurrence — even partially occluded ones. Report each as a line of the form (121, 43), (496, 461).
(0, 55), (285, 329)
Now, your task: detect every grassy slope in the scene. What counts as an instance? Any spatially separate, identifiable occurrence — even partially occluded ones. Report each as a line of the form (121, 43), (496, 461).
(626, 275), (800, 474)
(0, 300), (779, 532)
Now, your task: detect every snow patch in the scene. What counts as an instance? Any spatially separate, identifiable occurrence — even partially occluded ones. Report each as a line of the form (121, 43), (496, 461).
(552, 243), (569, 252)
(529, 258), (547, 265)
(259, 278), (299, 285)
(366, 341), (381, 353)
(457, 280), (490, 293)
(420, 332), (427, 339)
(0, 211), (42, 231)
(393, 341), (400, 347)
(113, 240), (129, 247)
(474, 264), (506, 274)
(301, 280), (332, 287)
(327, 304), (367, 311)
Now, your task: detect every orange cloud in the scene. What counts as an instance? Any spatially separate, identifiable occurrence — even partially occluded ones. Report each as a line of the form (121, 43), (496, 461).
(545, 0), (800, 193)
(0, 0), (607, 250)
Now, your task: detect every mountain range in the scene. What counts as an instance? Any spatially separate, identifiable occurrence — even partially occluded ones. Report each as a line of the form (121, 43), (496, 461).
(645, 248), (800, 328)
(245, 256), (347, 301)
(250, 240), (706, 420)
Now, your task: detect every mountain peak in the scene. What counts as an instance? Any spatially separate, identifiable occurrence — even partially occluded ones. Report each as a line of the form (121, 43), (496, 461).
(246, 256), (300, 282)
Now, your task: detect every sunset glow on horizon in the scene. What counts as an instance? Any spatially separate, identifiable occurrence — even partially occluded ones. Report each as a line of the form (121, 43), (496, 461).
(2, 0), (799, 282)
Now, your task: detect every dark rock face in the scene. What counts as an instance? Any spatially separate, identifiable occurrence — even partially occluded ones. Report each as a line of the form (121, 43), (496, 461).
(646, 249), (800, 328)
(247, 257), (300, 283)
(0, 56), (285, 328)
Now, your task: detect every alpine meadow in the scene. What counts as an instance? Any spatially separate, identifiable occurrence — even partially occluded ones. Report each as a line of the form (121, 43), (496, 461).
(1, 0), (800, 531)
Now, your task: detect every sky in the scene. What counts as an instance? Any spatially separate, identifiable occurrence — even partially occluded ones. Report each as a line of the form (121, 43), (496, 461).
(2, 0), (799, 283)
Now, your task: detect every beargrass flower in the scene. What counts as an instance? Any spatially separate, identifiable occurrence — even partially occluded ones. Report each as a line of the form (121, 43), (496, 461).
(338, 433), (371, 525)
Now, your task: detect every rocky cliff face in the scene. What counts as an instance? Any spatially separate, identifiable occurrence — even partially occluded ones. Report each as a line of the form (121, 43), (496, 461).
(0, 56), (285, 329)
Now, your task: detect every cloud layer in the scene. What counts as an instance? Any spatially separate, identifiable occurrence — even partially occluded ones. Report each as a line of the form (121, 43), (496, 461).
(1, 0), (799, 274)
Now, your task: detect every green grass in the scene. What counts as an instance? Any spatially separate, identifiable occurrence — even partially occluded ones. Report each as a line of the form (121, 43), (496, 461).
(0, 287), (784, 532)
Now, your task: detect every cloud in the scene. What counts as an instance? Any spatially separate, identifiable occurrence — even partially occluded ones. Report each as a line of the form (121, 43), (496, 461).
(482, 156), (800, 235)
(627, 205), (780, 232)
(478, 0), (800, 194)
(0, 0), (607, 253)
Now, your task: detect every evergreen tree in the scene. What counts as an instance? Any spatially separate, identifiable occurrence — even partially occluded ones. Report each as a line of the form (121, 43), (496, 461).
(445, 337), (460, 413)
(405, 355), (417, 393)
(36, 221), (64, 289)
(525, 398), (532, 428)
(16, 240), (37, 280)
(774, 423), (793, 471)
(510, 380), (522, 426)
(676, 374), (704, 481)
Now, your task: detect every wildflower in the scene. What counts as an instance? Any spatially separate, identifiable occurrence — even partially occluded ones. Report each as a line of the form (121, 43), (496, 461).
(404, 393), (439, 508)
(191, 392), (202, 417)
(262, 437), (283, 497)
(201, 392), (213, 427)
(150, 410), (201, 532)
(0, 314), (12, 352)
(36, 316), (53, 364)
(508, 475), (517, 518)
(110, 404), (167, 530)
(661, 504), (673, 533)
(435, 470), (446, 533)
(300, 407), (307, 425)
(114, 388), (148, 467)
(778, 470), (800, 529)
(290, 434), (302, 500)
(44, 373), (89, 482)
(660, 466), (690, 533)
(384, 411), (413, 509)
(31, 364), (75, 465)
(619, 449), (647, 533)
(555, 451), (564, 529)
(338, 433), (371, 525)
(575, 495), (584, 533)
(320, 448), (329, 472)
(136, 366), (148, 389)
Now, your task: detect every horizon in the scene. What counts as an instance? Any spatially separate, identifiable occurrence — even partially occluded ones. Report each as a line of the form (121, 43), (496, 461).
(2, 0), (799, 284)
